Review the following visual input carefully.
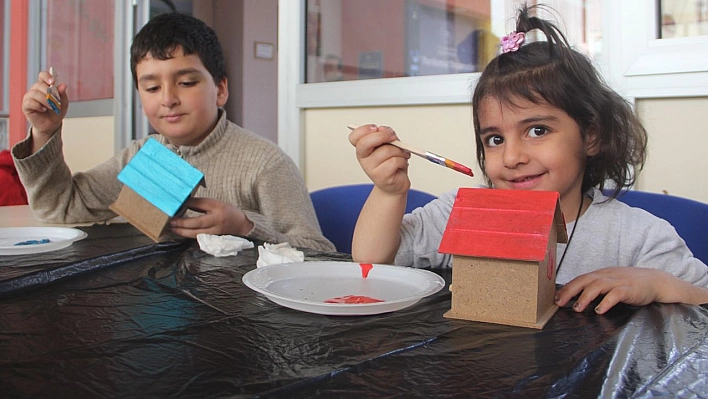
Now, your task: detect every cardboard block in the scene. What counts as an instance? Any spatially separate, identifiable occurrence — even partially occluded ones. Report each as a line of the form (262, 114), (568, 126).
(110, 186), (171, 242)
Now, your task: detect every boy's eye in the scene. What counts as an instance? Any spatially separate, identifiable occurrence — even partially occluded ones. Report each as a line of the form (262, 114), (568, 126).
(527, 126), (548, 138)
(144, 86), (159, 93)
(179, 81), (197, 87)
(484, 135), (504, 147)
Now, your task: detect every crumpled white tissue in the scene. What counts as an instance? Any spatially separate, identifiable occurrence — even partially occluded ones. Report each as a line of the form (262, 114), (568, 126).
(197, 233), (254, 257)
(257, 242), (305, 268)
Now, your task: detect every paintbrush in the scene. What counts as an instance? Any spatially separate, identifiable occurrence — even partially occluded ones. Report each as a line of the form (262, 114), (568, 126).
(46, 67), (61, 114)
(347, 124), (474, 177)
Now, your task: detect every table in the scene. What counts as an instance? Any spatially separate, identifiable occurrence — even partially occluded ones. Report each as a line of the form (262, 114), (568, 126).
(1, 222), (707, 398)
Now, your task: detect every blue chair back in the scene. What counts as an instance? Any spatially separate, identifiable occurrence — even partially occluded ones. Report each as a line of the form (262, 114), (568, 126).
(611, 190), (708, 264)
(310, 184), (437, 254)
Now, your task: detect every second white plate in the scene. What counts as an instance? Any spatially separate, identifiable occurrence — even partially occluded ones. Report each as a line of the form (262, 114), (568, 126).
(0, 227), (88, 255)
(242, 261), (446, 316)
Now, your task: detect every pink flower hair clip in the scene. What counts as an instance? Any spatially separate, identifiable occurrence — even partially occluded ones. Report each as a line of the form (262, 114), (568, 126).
(500, 31), (526, 53)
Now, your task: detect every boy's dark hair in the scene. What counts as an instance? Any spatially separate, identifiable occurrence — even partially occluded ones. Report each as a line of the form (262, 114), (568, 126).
(472, 5), (647, 199)
(130, 13), (227, 87)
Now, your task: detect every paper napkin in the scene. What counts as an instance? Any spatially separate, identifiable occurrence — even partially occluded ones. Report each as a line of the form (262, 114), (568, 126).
(197, 234), (254, 257)
(256, 242), (305, 267)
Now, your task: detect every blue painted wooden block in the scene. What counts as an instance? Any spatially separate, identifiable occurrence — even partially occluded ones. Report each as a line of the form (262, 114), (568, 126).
(117, 138), (204, 217)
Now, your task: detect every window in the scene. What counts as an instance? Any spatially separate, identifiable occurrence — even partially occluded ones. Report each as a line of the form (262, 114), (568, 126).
(306, 0), (495, 83)
(305, 0), (602, 84)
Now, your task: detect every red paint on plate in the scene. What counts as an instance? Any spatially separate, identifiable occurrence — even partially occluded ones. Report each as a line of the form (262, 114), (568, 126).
(324, 295), (384, 304)
(360, 263), (373, 278)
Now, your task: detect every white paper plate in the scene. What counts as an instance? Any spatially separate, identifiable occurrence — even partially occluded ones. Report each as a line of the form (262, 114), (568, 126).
(242, 261), (446, 316)
(0, 227), (88, 255)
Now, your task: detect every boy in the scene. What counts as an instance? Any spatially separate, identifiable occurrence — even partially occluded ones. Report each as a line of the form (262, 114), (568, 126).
(12, 13), (334, 252)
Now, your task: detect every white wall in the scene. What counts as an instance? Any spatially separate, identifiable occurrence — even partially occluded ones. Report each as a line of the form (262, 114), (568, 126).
(62, 116), (115, 173)
(635, 97), (708, 201)
(241, 0), (278, 143)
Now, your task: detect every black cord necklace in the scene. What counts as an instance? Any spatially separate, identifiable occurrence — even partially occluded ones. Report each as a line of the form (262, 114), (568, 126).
(555, 195), (584, 276)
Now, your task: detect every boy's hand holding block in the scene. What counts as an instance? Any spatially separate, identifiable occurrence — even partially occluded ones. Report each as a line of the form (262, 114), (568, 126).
(110, 138), (205, 241)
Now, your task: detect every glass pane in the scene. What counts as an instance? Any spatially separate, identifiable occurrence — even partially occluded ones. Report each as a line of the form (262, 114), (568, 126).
(660, 0), (708, 38)
(305, 0), (602, 83)
(306, 0), (493, 83)
(45, 0), (114, 101)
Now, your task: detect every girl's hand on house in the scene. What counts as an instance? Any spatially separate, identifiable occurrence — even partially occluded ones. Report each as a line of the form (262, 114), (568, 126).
(348, 124), (412, 195)
(22, 71), (69, 151)
(555, 266), (708, 314)
(170, 197), (254, 238)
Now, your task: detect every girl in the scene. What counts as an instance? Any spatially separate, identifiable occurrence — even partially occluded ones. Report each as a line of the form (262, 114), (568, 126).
(348, 5), (708, 314)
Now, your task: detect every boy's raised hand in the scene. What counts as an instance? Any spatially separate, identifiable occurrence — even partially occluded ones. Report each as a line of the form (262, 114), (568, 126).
(22, 70), (69, 152)
(555, 266), (708, 314)
(170, 197), (254, 238)
(348, 124), (412, 195)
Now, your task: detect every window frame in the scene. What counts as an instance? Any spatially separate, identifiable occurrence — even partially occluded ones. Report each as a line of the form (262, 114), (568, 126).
(605, 0), (708, 99)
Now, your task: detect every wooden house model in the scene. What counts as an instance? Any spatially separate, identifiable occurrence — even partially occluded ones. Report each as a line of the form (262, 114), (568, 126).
(110, 138), (205, 242)
(439, 188), (568, 329)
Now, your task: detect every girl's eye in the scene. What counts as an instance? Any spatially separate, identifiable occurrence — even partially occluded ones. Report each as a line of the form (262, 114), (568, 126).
(484, 135), (504, 147)
(527, 126), (548, 138)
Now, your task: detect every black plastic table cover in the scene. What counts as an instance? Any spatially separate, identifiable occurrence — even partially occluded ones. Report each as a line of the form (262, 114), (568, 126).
(1, 224), (707, 398)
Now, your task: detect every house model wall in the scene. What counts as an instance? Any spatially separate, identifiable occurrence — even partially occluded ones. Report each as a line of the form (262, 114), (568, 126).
(439, 188), (568, 329)
(110, 138), (205, 242)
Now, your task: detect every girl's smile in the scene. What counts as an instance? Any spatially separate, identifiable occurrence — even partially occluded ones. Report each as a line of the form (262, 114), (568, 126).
(505, 172), (546, 189)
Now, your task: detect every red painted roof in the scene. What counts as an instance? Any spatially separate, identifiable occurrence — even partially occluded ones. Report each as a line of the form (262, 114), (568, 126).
(438, 188), (568, 261)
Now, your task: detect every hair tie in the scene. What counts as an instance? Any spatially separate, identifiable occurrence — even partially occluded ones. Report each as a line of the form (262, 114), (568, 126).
(500, 31), (526, 53)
